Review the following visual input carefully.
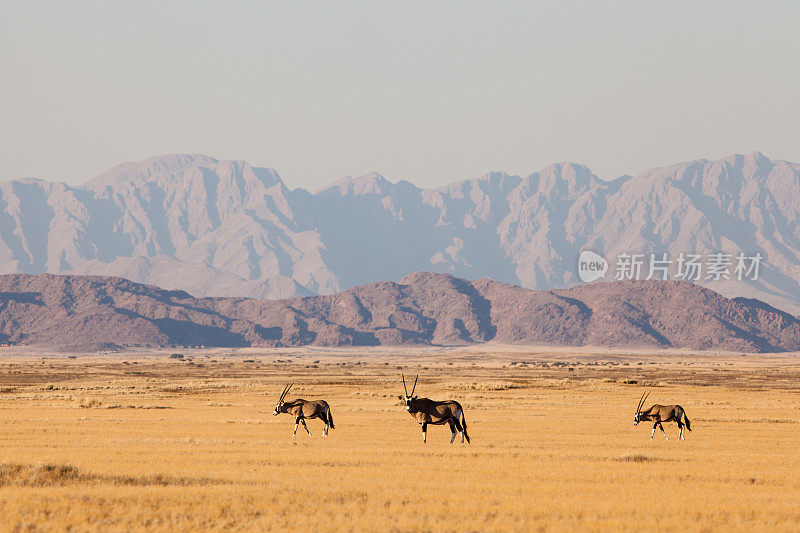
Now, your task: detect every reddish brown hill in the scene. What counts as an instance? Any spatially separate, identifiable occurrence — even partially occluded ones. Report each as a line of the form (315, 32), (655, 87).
(477, 279), (800, 352)
(0, 273), (798, 352)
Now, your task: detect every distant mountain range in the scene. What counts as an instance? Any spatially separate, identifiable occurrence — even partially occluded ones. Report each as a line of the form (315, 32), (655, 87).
(1, 273), (798, 352)
(1, 152), (799, 314)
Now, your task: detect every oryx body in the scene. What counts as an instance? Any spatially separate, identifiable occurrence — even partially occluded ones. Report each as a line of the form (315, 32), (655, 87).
(634, 392), (691, 440)
(401, 375), (470, 444)
(272, 384), (334, 437)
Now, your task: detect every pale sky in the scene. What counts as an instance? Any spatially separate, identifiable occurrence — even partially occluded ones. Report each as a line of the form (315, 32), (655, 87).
(2, 1), (799, 190)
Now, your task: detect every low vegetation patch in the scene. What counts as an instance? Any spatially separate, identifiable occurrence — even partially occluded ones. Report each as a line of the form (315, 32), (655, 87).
(447, 380), (523, 391)
(615, 453), (663, 463)
(76, 398), (103, 408)
(0, 464), (86, 486)
(0, 463), (224, 487)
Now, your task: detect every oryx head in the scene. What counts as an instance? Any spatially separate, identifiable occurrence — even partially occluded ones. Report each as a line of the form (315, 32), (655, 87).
(634, 391), (649, 425)
(401, 374), (418, 411)
(273, 384), (292, 415)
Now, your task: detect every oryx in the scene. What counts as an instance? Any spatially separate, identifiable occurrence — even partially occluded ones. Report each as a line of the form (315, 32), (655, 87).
(400, 374), (470, 444)
(633, 391), (691, 440)
(272, 384), (334, 437)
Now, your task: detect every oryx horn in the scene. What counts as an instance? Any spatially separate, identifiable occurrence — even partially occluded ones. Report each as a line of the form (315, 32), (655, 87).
(637, 391), (649, 413)
(280, 383), (292, 402)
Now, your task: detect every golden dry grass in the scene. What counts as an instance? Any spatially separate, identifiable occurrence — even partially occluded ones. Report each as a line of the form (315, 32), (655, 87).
(0, 347), (799, 531)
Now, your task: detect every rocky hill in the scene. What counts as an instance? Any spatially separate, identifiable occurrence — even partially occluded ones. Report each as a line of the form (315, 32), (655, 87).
(0, 273), (797, 352)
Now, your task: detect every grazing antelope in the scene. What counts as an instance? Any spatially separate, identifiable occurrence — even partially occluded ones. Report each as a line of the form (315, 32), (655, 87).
(633, 391), (691, 440)
(400, 374), (470, 444)
(272, 384), (335, 437)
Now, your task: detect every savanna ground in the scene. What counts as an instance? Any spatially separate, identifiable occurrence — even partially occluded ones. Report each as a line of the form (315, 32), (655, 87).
(0, 345), (799, 532)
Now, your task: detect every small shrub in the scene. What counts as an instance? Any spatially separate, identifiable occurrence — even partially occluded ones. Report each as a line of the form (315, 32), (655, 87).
(616, 453), (660, 463)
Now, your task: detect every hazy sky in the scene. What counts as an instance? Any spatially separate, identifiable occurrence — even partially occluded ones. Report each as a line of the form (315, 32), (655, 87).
(2, 1), (799, 190)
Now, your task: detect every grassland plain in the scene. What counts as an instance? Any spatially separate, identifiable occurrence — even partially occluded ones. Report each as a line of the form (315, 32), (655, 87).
(0, 346), (799, 532)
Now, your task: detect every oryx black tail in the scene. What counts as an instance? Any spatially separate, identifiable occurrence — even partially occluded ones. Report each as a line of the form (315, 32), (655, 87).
(327, 407), (335, 430)
(460, 408), (470, 443)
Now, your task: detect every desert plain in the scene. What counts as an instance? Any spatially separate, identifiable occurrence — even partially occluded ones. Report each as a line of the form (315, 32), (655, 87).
(0, 345), (799, 532)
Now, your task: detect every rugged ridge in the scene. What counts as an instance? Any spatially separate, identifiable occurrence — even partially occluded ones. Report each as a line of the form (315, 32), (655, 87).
(1, 152), (799, 313)
(0, 273), (798, 352)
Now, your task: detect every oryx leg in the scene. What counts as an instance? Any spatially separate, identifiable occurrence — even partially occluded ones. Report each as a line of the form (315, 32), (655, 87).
(658, 421), (669, 440)
(422, 422), (427, 443)
(448, 419), (457, 444)
(678, 422), (684, 440)
(301, 418), (312, 436)
(453, 418), (465, 443)
(315, 414), (325, 438)
(294, 416), (300, 437)
(651, 422), (657, 440)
